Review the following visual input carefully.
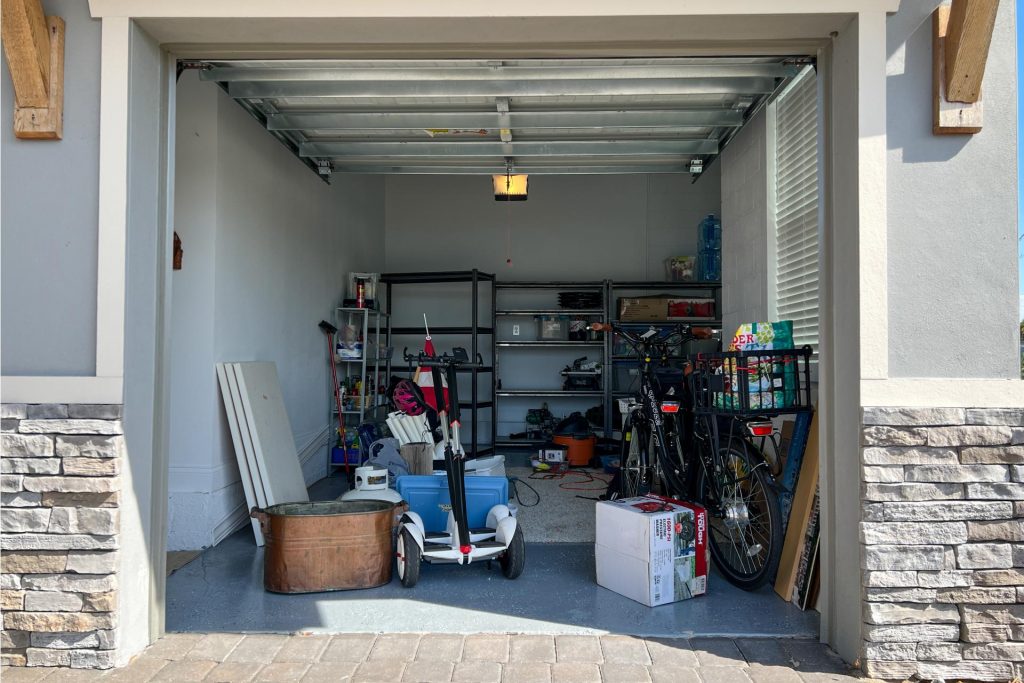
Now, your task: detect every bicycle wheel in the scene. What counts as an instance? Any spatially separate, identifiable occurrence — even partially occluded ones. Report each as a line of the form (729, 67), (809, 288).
(655, 413), (689, 499)
(617, 419), (645, 499)
(696, 437), (783, 591)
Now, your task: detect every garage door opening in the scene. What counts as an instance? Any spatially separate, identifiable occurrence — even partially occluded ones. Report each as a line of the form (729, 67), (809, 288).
(162, 56), (823, 640)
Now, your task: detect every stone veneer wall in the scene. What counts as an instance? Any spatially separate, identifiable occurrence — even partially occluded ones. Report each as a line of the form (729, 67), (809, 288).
(861, 407), (1024, 682)
(1, 403), (122, 669)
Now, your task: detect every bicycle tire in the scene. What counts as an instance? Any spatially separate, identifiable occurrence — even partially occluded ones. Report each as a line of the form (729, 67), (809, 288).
(696, 437), (783, 591)
(617, 420), (646, 499)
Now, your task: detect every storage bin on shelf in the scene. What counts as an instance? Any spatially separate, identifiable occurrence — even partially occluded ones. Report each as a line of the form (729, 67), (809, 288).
(536, 315), (569, 340)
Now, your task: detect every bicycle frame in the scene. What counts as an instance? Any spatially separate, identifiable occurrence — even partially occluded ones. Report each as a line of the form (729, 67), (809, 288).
(608, 325), (775, 512)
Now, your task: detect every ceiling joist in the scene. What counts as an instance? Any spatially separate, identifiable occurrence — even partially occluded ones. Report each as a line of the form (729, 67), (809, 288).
(195, 56), (802, 179)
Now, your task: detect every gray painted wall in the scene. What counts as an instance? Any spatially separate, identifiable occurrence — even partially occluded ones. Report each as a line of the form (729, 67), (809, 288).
(1, 0), (100, 376)
(886, 0), (1018, 378)
(383, 173), (721, 440)
(167, 73), (386, 550)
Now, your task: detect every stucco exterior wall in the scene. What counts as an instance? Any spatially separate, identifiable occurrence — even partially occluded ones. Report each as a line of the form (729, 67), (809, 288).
(885, 0), (1019, 379)
(0, 0), (101, 376)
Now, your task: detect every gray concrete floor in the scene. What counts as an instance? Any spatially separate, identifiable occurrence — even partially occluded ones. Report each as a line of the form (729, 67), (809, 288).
(166, 474), (819, 638)
(2, 633), (874, 682)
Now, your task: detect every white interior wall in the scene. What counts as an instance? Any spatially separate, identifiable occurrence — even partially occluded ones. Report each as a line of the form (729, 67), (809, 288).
(167, 72), (385, 550)
(721, 109), (770, 335)
(384, 172), (721, 440)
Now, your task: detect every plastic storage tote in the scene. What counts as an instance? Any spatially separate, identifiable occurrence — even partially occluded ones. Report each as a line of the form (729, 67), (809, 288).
(396, 475), (508, 532)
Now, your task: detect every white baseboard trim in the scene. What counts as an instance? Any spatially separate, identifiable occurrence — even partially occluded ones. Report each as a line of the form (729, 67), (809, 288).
(212, 501), (249, 546)
(298, 426), (331, 485)
(207, 426), (333, 547)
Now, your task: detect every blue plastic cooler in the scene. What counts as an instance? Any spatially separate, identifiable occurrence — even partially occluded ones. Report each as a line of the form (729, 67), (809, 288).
(396, 475), (508, 532)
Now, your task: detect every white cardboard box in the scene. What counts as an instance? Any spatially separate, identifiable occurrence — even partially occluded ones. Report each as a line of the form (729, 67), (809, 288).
(595, 495), (708, 606)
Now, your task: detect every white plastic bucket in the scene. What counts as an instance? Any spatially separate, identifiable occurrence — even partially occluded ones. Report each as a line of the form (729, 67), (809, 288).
(465, 455), (506, 478)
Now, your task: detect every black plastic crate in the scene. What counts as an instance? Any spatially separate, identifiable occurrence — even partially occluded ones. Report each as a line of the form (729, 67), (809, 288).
(689, 346), (813, 416)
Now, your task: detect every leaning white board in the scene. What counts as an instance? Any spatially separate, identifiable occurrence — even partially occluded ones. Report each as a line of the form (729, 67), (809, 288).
(225, 364), (270, 510)
(215, 363), (265, 546)
(232, 362), (310, 506)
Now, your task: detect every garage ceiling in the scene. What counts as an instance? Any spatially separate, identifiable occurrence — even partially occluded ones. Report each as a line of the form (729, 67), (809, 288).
(194, 57), (805, 180)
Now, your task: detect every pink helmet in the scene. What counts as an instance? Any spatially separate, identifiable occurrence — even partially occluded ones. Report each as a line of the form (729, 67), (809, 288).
(393, 379), (427, 416)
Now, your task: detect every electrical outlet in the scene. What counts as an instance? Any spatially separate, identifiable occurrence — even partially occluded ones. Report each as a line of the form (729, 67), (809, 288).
(512, 324), (520, 336)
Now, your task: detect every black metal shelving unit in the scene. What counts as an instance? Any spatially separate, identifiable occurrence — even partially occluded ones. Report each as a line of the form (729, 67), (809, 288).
(493, 281), (611, 447)
(608, 280), (723, 411)
(381, 269), (496, 457)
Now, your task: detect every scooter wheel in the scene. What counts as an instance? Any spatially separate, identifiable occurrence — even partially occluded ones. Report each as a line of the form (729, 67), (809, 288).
(500, 526), (526, 580)
(397, 528), (421, 588)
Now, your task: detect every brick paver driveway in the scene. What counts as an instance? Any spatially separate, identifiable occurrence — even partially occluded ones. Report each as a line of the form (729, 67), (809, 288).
(2, 633), (877, 682)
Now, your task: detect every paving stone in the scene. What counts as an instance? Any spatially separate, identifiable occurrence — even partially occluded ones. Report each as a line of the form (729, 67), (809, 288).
(502, 662), (551, 683)
(735, 639), (793, 667)
(353, 660), (408, 683)
(510, 635), (555, 663)
(689, 638), (746, 667)
(203, 661), (262, 682)
(644, 638), (697, 668)
(797, 673), (865, 682)
(403, 660), (456, 682)
(602, 663), (652, 682)
(139, 633), (205, 660)
(152, 659), (218, 681)
(599, 635), (651, 665)
(554, 635), (603, 663)
(415, 634), (463, 661)
(255, 661), (311, 681)
(746, 663), (804, 682)
(549, 662), (601, 683)
(273, 635), (330, 663)
(697, 666), (753, 683)
(30, 668), (98, 682)
(462, 634), (509, 662)
(368, 633), (420, 662)
(101, 657), (168, 683)
(224, 635), (287, 664)
(301, 662), (358, 683)
(648, 666), (702, 682)
(322, 634), (377, 662)
(782, 642), (848, 674)
(452, 661), (501, 683)
(186, 633), (246, 662)
(0, 667), (56, 682)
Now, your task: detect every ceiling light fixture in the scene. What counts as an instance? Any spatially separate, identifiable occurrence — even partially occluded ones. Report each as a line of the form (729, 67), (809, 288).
(493, 159), (528, 201)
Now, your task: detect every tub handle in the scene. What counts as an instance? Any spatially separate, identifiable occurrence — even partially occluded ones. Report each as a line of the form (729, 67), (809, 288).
(250, 507), (269, 533)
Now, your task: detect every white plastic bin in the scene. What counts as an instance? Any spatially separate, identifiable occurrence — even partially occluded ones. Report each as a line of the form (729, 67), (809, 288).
(465, 455), (507, 478)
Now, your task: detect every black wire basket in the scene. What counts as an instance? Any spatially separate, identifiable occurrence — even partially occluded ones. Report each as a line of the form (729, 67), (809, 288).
(690, 346), (813, 416)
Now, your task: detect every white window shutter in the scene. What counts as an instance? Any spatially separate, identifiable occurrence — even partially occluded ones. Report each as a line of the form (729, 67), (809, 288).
(773, 69), (819, 355)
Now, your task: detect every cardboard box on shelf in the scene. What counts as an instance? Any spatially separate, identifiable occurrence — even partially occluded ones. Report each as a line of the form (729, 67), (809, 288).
(667, 297), (716, 320)
(618, 297), (670, 321)
(595, 495), (708, 607)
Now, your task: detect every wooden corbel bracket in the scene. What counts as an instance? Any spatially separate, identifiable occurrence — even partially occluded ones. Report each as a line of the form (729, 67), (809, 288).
(1, 0), (65, 140)
(933, 0), (998, 135)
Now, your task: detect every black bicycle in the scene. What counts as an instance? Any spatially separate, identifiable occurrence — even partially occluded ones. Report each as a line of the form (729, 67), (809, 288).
(594, 322), (811, 591)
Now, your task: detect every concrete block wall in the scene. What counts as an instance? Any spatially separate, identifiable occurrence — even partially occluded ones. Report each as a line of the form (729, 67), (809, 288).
(0, 404), (122, 669)
(860, 407), (1024, 682)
